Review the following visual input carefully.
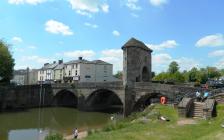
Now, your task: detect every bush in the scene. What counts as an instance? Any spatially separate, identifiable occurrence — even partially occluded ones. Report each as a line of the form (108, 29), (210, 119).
(44, 133), (64, 140)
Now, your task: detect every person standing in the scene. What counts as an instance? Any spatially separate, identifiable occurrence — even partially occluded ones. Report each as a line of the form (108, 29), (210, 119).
(73, 128), (78, 139)
(196, 91), (201, 102)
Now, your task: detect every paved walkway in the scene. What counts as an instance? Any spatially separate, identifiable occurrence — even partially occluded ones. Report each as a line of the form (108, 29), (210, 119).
(64, 131), (88, 140)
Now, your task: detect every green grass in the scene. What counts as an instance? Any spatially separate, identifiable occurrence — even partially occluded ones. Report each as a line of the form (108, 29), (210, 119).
(84, 104), (224, 140)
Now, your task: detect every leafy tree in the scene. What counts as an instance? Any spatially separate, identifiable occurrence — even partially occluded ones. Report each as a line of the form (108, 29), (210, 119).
(0, 40), (15, 83)
(207, 67), (221, 79)
(188, 67), (200, 82)
(151, 71), (155, 79)
(153, 72), (169, 81)
(168, 61), (179, 74)
(172, 72), (185, 83)
(199, 68), (208, 84)
(114, 71), (123, 80)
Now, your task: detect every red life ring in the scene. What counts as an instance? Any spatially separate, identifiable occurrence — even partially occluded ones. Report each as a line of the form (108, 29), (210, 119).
(160, 96), (167, 104)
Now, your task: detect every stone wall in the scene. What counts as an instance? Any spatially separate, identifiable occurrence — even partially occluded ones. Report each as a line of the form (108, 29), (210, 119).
(0, 85), (54, 111)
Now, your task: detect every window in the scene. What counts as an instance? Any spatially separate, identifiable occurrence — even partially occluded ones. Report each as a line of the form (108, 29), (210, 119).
(76, 64), (78, 68)
(69, 71), (71, 76)
(72, 64), (74, 69)
(104, 65), (107, 70)
(75, 70), (77, 76)
(85, 75), (91, 78)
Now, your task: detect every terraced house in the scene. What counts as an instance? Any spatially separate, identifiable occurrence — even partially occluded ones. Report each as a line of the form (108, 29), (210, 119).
(36, 57), (117, 84)
(63, 57), (114, 83)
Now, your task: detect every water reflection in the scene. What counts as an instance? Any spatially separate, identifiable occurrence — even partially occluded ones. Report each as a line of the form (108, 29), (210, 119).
(0, 107), (111, 140)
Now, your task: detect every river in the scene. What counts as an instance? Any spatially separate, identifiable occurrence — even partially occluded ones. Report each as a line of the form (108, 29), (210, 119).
(0, 107), (113, 140)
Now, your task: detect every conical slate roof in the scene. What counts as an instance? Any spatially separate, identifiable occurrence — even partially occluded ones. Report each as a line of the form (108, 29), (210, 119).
(122, 37), (153, 52)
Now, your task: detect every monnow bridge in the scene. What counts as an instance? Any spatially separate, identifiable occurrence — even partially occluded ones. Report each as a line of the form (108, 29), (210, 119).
(0, 38), (212, 115)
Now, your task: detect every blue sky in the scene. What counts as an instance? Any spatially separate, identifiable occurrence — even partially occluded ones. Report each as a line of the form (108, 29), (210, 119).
(1, 0), (224, 74)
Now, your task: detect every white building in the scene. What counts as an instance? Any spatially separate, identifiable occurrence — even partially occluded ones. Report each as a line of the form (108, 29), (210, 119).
(11, 69), (29, 85)
(38, 61), (58, 83)
(54, 60), (64, 83)
(64, 57), (114, 83)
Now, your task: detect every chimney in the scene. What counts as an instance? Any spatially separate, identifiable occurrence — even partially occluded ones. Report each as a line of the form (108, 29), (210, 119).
(53, 61), (56, 64)
(58, 59), (63, 64)
(78, 57), (83, 60)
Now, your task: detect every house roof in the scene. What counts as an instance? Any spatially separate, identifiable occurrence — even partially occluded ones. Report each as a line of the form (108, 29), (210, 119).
(54, 64), (64, 70)
(64, 59), (91, 65)
(91, 60), (112, 65)
(65, 59), (112, 65)
(122, 37), (153, 52)
(42, 63), (58, 70)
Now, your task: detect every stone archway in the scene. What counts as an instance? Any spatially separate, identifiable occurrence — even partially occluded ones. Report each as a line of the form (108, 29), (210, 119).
(53, 89), (78, 107)
(133, 93), (164, 111)
(85, 89), (123, 113)
(142, 66), (150, 82)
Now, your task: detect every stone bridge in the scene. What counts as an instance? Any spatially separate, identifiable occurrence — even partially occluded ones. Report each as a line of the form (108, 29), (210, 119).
(50, 81), (202, 115)
(1, 38), (221, 116)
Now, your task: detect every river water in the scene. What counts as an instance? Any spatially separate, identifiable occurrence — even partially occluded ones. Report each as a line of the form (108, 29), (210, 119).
(0, 107), (113, 140)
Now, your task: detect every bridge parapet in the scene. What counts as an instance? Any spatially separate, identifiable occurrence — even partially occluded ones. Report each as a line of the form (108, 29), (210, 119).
(75, 81), (124, 89)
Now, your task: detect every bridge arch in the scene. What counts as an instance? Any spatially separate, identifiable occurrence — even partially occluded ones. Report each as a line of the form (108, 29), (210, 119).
(85, 89), (123, 113)
(133, 92), (167, 111)
(53, 89), (78, 107)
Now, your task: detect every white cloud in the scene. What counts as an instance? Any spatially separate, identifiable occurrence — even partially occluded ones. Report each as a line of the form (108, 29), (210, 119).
(112, 30), (120, 36)
(63, 50), (95, 59)
(68, 0), (109, 17)
(21, 55), (54, 64)
(215, 58), (224, 69)
(100, 49), (123, 73)
(131, 13), (139, 18)
(101, 4), (109, 13)
(101, 49), (123, 58)
(175, 57), (200, 71)
(8, 0), (47, 5)
(209, 50), (224, 57)
(11, 36), (23, 44)
(45, 20), (73, 36)
(28, 45), (37, 49)
(152, 53), (172, 64)
(152, 53), (172, 72)
(126, 0), (141, 10)
(152, 53), (200, 72)
(147, 40), (178, 51)
(84, 22), (98, 28)
(149, 0), (168, 7)
(196, 34), (224, 47)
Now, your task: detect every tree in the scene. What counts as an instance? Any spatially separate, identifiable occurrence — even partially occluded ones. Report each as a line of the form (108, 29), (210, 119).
(188, 67), (200, 82)
(114, 71), (123, 80)
(168, 61), (179, 74)
(153, 72), (169, 81)
(207, 67), (221, 79)
(0, 40), (15, 83)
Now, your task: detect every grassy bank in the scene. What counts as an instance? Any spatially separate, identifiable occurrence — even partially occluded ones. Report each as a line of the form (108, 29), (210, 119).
(83, 104), (224, 140)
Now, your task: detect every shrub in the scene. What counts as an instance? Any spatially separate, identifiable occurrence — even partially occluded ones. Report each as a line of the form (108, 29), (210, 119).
(44, 133), (64, 140)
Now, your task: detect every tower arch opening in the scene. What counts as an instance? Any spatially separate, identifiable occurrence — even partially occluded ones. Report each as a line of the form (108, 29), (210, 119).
(142, 66), (150, 82)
